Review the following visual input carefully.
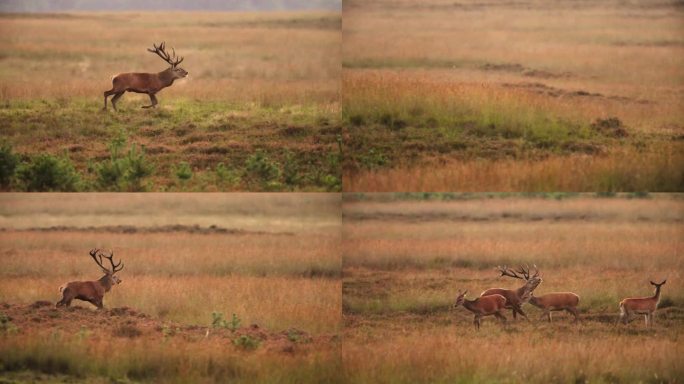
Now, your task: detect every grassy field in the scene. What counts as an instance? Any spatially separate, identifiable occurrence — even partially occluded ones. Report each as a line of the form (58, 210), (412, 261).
(342, 195), (684, 383)
(342, 0), (684, 191)
(0, 11), (341, 191)
(0, 194), (342, 383)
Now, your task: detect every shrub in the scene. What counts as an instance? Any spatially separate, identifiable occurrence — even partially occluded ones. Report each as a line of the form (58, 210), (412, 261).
(232, 335), (260, 350)
(95, 134), (153, 192)
(17, 153), (81, 191)
(0, 142), (18, 188)
(244, 150), (281, 190)
(175, 161), (193, 183)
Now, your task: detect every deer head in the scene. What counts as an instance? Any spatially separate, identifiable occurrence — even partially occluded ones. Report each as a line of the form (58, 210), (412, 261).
(89, 248), (124, 285)
(148, 42), (188, 79)
(454, 289), (468, 307)
(497, 264), (542, 292)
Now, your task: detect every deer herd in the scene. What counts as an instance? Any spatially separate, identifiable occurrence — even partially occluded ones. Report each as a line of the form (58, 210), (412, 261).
(454, 264), (667, 330)
(55, 251), (667, 330)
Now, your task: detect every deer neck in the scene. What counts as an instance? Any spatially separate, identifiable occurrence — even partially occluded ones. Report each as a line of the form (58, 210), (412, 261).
(98, 274), (113, 292)
(653, 285), (662, 303)
(462, 298), (478, 312)
(158, 68), (177, 87)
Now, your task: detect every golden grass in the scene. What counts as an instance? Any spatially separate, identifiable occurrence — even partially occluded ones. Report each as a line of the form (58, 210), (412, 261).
(342, 0), (684, 191)
(342, 196), (684, 382)
(0, 194), (341, 333)
(0, 12), (340, 105)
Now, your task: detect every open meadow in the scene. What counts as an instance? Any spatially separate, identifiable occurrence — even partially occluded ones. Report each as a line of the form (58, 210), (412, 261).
(342, 194), (684, 383)
(342, 0), (684, 191)
(0, 193), (342, 383)
(0, 11), (341, 191)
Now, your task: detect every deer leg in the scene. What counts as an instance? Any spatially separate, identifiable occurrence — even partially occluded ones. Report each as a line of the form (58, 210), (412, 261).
(511, 308), (517, 320)
(494, 311), (507, 326)
(515, 306), (530, 322)
(546, 310), (552, 323)
(103, 89), (116, 110)
(142, 93), (158, 109)
(567, 307), (579, 322)
(110, 92), (124, 111)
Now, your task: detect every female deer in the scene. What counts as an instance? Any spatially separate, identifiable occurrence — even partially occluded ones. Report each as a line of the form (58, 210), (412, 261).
(454, 290), (508, 330)
(56, 249), (124, 309)
(618, 280), (666, 327)
(528, 292), (580, 322)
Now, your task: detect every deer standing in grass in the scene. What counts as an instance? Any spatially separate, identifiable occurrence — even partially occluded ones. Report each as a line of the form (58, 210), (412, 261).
(454, 290), (507, 330)
(481, 265), (542, 321)
(56, 249), (124, 309)
(103, 42), (188, 111)
(528, 292), (580, 322)
(617, 280), (666, 327)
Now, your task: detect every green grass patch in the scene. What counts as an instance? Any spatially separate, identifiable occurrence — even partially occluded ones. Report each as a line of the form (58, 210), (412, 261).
(0, 98), (341, 191)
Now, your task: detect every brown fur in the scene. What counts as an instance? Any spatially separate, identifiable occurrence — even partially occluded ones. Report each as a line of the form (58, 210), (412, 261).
(529, 292), (580, 322)
(56, 274), (118, 309)
(455, 291), (507, 330)
(618, 280), (666, 326)
(103, 43), (187, 110)
(480, 277), (541, 321)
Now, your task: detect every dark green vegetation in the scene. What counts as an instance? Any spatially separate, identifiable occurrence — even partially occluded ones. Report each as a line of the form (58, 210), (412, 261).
(0, 99), (341, 191)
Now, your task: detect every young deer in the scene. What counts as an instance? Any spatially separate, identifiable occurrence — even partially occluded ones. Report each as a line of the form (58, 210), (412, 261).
(528, 292), (580, 322)
(454, 290), (507, 330)
(618, 280), (666, 327)
(103, 42), (188, 111)
(480, 265), (542, 321)
(56, 249), (124, 309)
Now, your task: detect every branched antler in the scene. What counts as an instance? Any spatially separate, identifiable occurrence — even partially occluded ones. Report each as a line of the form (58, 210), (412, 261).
(147, 42), (184, 67)
(89, 249), (124, 273)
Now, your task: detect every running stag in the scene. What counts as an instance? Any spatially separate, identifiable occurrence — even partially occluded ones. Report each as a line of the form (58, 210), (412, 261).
(103, 42), (188, 110)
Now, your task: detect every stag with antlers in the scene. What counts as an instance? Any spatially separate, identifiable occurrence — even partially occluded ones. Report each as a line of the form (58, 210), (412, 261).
(480, 265), (542, 321)
(103, 42), (188, 110)
(56, 249), (124, 309)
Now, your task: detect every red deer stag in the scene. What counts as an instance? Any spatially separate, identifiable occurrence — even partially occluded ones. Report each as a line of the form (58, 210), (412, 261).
(103, 42), (188, 111)
(529, 292), (580, 322)
(481, 265), (542, 321)
(618, 280), (666, 327)
(56, 249), (124, 309)
(454, 290), (507, 330)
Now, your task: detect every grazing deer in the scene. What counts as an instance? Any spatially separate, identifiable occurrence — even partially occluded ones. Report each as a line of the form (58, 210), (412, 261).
(528, 292), (580, 322)
(481, 265), (542, 321)
(454, 290), (507, 330)
(618, 280), (666, 327)
(103, 42), (188, 111)
(56, 249), (124, 309)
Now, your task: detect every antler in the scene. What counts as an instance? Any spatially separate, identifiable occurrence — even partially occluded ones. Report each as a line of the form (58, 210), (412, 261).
(147, 42), (184, 67)
(88, 249), (123, 273)
(496, 265), (526, 280)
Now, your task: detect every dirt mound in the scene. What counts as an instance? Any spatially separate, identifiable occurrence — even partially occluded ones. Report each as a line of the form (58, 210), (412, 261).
(591, 117), (629, 138)
(0, 302), (332, 354)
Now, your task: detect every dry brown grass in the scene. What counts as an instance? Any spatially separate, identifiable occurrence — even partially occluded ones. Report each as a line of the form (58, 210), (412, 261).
(342, 0), (684, 191)
(0, 12), (340, 104)
(342, 196), (684, 382)
(344, 146), (684, 192)
(0, 194), (341, 333)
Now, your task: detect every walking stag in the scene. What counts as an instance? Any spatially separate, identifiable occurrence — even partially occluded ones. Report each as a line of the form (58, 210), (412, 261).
(481, 265), (542, 321)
